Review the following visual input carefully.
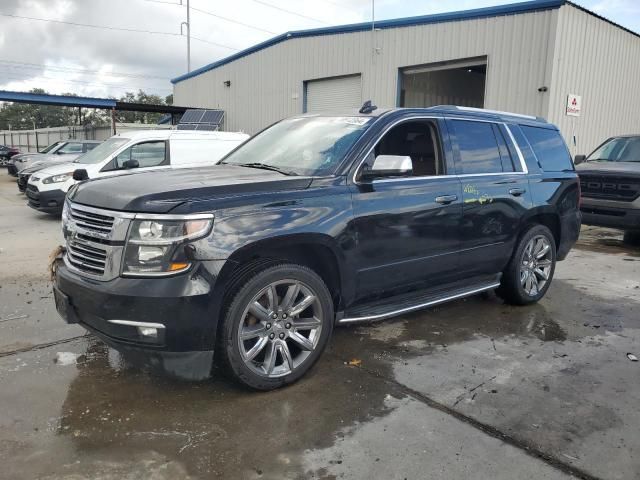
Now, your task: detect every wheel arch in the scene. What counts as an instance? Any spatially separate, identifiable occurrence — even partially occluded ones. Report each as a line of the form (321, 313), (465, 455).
(521, 209), (561, 251)
(220, 233), (347, 315)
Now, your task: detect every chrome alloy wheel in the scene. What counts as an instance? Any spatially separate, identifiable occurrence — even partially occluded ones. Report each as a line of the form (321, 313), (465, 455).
(520, 235), (553, 296)
(237, 280), (323, 378)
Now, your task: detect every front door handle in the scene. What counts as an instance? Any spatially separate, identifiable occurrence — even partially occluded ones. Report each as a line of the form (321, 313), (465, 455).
(435, 194), (458, 204)
(509, 188), (526, 197)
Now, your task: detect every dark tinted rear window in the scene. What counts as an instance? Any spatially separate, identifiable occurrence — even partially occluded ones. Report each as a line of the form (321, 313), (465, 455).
(520, 126), (572, 172)
(451, 120), (504, 174)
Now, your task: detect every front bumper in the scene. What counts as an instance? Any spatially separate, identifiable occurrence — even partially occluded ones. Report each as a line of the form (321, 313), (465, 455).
(580, 201), (640, 231)
(53, 260), (221, 380)
(17, 173), (30, 192)
(7, 164), (18, 176)
(26, 186), (65, 214)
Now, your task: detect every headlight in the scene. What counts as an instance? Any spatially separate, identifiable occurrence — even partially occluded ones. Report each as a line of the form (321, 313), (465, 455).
(43, 172), (73, 184)
(122, 216), (213, 276)
(61, 201), (70, 224)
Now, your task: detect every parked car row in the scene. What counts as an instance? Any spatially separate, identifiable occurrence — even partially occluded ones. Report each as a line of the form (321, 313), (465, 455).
(8, 130), (249, 215)
(7, 140), (100, 176)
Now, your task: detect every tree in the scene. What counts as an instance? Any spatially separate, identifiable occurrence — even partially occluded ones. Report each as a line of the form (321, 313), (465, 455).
(115, 90), (167, 124)
(0, 88), (168, 130)
(0, 88), (75, 129)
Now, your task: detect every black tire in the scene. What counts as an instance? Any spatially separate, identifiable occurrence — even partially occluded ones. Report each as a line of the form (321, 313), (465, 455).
(623, 230), (640, 246)
(497, 224), (557, 305)
(219, 263), (334, 391)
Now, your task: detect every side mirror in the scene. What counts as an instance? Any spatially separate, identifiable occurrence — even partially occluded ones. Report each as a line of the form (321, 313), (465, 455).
(123, 159), (139, 169)
(574, 154), (586, 165)
(361, 155), (413, 180)
(72, 169), (89, 181)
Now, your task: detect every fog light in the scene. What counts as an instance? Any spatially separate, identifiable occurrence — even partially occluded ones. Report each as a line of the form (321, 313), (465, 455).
(138, 326), (158, 338)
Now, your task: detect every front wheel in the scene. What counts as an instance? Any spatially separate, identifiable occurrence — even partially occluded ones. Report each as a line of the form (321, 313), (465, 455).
(498, 225), (557, 305)
(219, 263), (334, 390)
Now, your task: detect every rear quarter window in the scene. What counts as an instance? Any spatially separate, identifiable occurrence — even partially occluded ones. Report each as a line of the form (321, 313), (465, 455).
(520, 126), (573, 172)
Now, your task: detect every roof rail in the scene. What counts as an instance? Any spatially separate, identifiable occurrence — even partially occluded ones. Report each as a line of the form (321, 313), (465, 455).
(429, 105), (546, 122)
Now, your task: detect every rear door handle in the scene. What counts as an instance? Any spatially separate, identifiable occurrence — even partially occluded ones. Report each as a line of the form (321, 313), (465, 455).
(435, 194), (458, 204)
(509, 188), (526, 197)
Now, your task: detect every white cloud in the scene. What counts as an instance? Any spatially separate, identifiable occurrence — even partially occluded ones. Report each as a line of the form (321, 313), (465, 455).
(0, 0), (637, 99)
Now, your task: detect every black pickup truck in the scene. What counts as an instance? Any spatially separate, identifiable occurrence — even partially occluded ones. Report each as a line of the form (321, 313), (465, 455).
(53, 105), (581, 390)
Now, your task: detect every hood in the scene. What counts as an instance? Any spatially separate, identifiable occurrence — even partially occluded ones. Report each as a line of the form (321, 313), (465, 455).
(576, 161), (640, 176)
(20, 160), (73, 174)
(68, 165), (314, 213)
(25, 161), (76, 177)
(12, 153), (40, 162)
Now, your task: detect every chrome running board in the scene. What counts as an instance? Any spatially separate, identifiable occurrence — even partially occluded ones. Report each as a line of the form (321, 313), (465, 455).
(338, 282), (500, 324)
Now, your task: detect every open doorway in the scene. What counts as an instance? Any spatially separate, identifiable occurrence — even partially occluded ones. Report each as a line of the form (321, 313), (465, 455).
(399, 56), (487, 108)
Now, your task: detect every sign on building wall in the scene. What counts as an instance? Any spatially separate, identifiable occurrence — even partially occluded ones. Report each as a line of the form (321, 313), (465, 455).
(566, 94), (582, 116)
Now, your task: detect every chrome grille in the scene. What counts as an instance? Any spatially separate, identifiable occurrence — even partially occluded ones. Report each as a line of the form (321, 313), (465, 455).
(69, 206), (115, 234)
(63, 202), (134, 281)
(66, 240), (108, 275)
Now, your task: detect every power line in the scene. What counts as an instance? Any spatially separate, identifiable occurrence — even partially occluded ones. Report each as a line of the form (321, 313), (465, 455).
(190, 5), (277, 35)
(141, 0), (278, 35)
(0, 12), (239, 51)
(247, 0), (328, 25)
(0, 59), (170, 81)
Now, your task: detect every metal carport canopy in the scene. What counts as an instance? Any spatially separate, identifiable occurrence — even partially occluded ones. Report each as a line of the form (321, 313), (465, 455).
(0, 90), (189, 115)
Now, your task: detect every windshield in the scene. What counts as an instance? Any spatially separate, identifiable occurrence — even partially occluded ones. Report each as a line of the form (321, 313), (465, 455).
(587, 137), (640, 163)
(221, 116), (373, 176)
(40, 141), (63, 154)
(74, 137), (130, 164)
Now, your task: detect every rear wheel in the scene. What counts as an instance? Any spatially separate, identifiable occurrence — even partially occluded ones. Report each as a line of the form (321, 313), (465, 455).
(498, 225), (556, 305)
(219, 263), (333, 390)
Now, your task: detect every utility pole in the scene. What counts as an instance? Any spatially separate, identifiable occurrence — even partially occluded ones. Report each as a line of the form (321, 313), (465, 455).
(180, 0), (191, 72)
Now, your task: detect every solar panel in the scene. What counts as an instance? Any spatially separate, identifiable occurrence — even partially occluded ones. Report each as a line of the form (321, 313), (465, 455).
(179, 109), (206, 123)
(202, 110), (224, 125)
(178, 109), (225, 130)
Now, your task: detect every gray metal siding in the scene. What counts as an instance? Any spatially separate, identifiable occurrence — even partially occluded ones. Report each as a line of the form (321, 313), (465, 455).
(548, 5), (640, 155)
(174, 9), (558, 134)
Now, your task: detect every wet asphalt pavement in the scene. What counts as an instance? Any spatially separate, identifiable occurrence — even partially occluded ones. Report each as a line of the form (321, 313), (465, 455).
(1, 173), (639, 480)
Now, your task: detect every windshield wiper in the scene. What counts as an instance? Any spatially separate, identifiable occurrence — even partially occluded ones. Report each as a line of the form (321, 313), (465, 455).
(236, 162), (297, 176)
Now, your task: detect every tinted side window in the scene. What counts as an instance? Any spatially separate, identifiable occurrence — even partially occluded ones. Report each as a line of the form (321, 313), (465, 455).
(84, 143), (99, 152)
(451, 120), (503, 174)
(520, 126), (573, 172)
(115, 141), (167, 168)
(368, 120), (443, 177)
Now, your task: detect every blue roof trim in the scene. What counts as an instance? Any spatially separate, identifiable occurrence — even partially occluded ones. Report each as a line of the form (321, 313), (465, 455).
(172, 0), (565, 84)
(0, 90), (116, 108)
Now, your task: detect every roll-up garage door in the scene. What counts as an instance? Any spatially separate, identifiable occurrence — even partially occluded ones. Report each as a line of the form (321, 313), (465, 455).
(304, 74), (362, 113)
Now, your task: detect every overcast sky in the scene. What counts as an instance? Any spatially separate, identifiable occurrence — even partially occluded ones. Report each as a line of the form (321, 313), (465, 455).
(0, 0), (638, 100)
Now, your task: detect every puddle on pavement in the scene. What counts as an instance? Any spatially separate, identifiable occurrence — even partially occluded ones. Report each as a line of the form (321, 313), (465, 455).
(42, 338), (403, 479)
(331, 276), (637, 378)
(575, 226), (640, 257)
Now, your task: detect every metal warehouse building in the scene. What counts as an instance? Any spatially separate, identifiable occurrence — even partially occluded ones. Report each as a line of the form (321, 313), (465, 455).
(172, 0), (640, 155)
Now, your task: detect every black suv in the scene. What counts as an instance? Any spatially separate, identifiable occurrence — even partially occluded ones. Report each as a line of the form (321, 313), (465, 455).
(53, 106), (581, 390)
